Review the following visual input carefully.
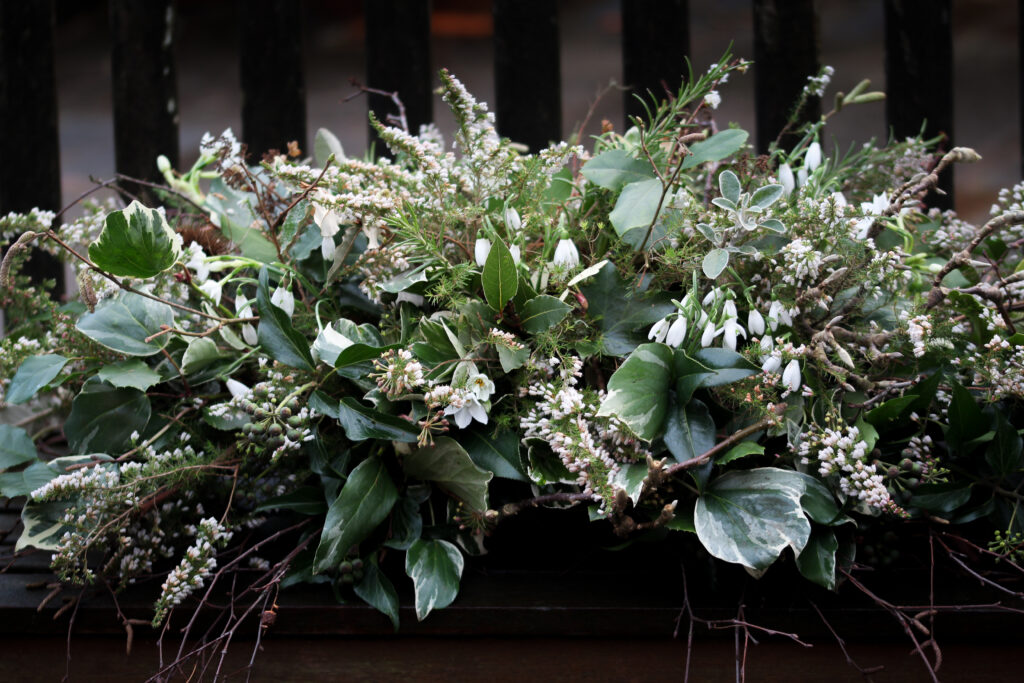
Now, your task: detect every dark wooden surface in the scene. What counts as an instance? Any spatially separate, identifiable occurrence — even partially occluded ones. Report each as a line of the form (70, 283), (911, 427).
(493, 0), (562, 152)
(239, 0), (307, 159)
(621, 0), (691, 122)
(0, 0), (63, 291)
(110, 0), (180, 194)
(885, 0), (954, 209)
(752, 0), (820, 153)
(364, 0), (433, 147)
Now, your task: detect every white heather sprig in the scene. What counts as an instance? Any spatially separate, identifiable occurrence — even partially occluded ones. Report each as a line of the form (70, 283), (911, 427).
(152, 518), (233, 627)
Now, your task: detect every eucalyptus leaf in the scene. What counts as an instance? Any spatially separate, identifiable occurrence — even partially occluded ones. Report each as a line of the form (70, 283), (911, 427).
(204, 177), (277, 262)
(609, 178), (664, 237)
(404, 437), (492, 511)
(314, 456), (398, 573)
(5, 354), (68, 404)
(77, 291), (175, 356)
(63, 378), (151, 455)
(580, 149), (656, 191)
(597, 343), (674, 441)
(702, 248), (729, 279)
(405, 538), (464, 621)
(88, 201), (182, 278)
(680, 129), (749, 169)
(482, 238), (518, 311)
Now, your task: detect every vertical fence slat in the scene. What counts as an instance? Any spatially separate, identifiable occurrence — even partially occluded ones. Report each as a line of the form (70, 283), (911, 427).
(493, 0), (561, 152)
(621, 0), (690, 122)
(884, 0), (953, 209)
(110, 0), (179, 196)
(752, 0), (820, 153)
(0, 0), (63, 293)
(239, 0), (307, 159)
(1019, 0), (1023, 180)
(364, 0), (432, 147)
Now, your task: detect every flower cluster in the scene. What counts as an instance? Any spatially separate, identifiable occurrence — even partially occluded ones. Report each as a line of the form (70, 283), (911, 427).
(152, 518), (233, 626)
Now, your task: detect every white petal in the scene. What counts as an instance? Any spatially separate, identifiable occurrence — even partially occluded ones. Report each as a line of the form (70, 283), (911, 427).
(648, 317), (669, 342)
(553, 239), (579, 268)
(723, 300), (738, 320)
(762, 354), (782, 373)
(504, 207), (521, 232)
(701, 320), (720, 347)
(509, 244), (521, 264)
(321, 235), (336, 261)
(199, 279), (223, 305)
(242, 323), (258, 346)
(468, 400), (488, 425)
(747, 309), (766, 336)
(225, 378), (250, 398)
(475, 238), (492, 267)
(797, 167), (808, 188)
(271, 286), (295, 317)
(805, 142), (822, 172)
(454, 407), (472, 429)
(782, 359), (801, 391)
(779, 164), (795, 196)
(665, 316), (687, 348)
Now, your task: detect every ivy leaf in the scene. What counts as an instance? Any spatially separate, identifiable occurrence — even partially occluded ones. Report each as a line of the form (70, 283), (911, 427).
(405, 538), (464, 621)
(253, 486), (328, 516)
(609, 178), (663, 237)
(663, 398), (716, 464)
(597, 343), (674, 441)
(702, 248), (730, 279)
(680, 129), (749, 169)
(384, 494), (423, 551)
(97, 358), (163, 391)
(15, 500), (71, 552)
(88, 200), (182, 278)
(717, 441), (764, 465)
(0, 461), (55, 498)
(257, 266), (314, 370)
(580, 262), (675, 357)
(611, 462), (648, 505)
(0, 425), (37, 471)
(314, 456), (399, 573)
(180, 337), (227, 375)
(311, 392), (420, 443)
(519, 295), (572, 334)
(580, 149), (655, 191)
(481, 238), (518, 311)
(5, 354), (68, 404)
(354, 559), (400, 631)
(795, 528), (839, 590)
(461, 427), (529, 482)
(77, 291), (175, 356)
(404, 437), (493, 511)
(63, 378), (151, 454)
(694, 467), (814, 572)
(674, 348), (758, 404)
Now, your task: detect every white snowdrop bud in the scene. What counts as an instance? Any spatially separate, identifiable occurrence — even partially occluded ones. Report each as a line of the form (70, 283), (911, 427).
(475, 237), (492, 267)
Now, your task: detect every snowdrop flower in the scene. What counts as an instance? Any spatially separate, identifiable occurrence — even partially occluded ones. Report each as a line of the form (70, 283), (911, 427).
(271, 285), (295, 317)
(665, 316), (687, 348)
(234, 291), (258, 345)
(761, 353), (782, 374)
(701, 319), (721, 347)
(831, 191), (848, 207)
(722, 299), (738, 320)
(797, 167), (808, 188)
(509, 244), (521, 264)
(475, 237), (492, 267)
(748, 309), (766, 336)
(854, 192), (889, 239)
(553, 238), (580, 268)
(314, 201), (341, 261)
(782, 359), (802, 392)
(504, 207), (521, 232)
(759, 334), (775, 355)
(185, 245), (211, 283)
(648, 317), (670, 343)
(225, 378), (250, 399)
(722, 318), (746, 351)
(199, 279), (222, 306)
(767, 300), (792, 331)
(778, 163), (795, 197)
(805, 141), (822, 172)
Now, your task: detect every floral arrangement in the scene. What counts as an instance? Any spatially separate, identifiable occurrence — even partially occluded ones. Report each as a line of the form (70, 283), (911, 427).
(2, 54), (1022, 666)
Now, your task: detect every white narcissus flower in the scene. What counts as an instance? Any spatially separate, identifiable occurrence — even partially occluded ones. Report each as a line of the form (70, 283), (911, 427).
(665, 316), (687, 348)
(648, 317), (670, 343)
(701, 320), (721, 347)
(475, 237), (492, 267)
(748, 309), (766, 336)
(782, 359), (802, 392)
(722, 318), (746, 351)
(199, 279), (222, 306)
(225, 378), (250, 399)
(778, 163), (795, 197)
(805, 141), (822, 172)
(271, 285), (295, 318)
(553, 239), (580, 268)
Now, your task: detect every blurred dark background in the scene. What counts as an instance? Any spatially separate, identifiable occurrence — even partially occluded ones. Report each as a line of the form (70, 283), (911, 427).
(49, 0), (1017, 224)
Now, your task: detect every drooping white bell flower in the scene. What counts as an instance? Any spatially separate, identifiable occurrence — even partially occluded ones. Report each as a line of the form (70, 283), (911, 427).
(854, 192), (889, 239)
(761, 353), (783, 374)
(314, 201), (341, 261)
(504, 207), (521, 232)
(665, 316), (688, 348)
(805, 141), (822, 172)
(831, 191), (848, 207)
(648, 317), (670, 343)
(797, 167), (808, 188)
(509, 244), (521, 264)
(702, 287), (725, 308)
(767, 300), (793, 331)
(199, 279), (223, 306)
(234, 291), (258, 345)
(723, 299), (738, 320)
(701, 319), (721, 347)
(271, 285), (295, 318)
(722, 318), (746, 351)
(782, 359), (802, 392)
(225, 378), (251, 399)
(475, 237), (492, 267)
(778, 163), (795, 197)
(185, 244), (211, 283)
(553, 238), (580, 268)
(748, 309), (766, 336)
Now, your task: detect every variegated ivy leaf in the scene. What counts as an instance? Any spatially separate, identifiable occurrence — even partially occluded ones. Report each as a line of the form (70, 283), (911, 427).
(596, 343), (674, 441)
(89, 201), (182, 278)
